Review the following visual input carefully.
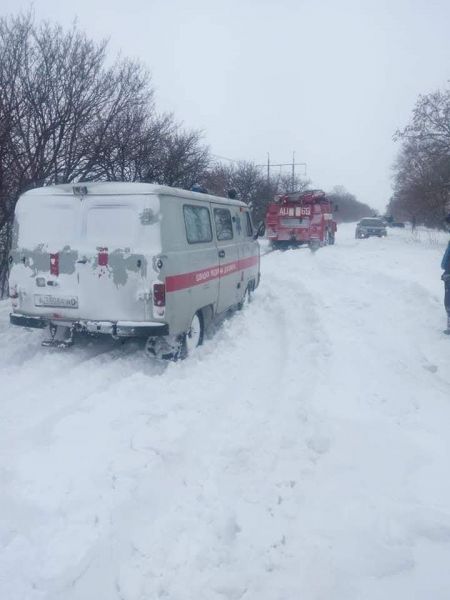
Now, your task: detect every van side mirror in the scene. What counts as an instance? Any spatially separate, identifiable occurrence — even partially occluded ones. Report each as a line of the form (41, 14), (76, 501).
(253, 221), (265, 240)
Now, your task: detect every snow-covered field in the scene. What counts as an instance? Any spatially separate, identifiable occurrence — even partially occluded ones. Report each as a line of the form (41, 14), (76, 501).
(1, 223), (450, 600)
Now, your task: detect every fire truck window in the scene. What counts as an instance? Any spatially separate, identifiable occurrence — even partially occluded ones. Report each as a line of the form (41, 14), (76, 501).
(214, 208), (233, 241)
(183, 205), (213, 243)
(245, 212), (253, 237)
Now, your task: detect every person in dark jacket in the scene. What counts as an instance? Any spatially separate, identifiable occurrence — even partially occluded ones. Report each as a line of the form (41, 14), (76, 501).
(442, 222), (450, 334)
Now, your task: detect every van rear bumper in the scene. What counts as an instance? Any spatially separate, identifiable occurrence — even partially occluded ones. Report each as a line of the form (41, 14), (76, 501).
(10, 313), (48, 329)
(10, 313), (168, 338)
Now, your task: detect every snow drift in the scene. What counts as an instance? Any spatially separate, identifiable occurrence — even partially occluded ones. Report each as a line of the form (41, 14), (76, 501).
(1, 224), (450, 600)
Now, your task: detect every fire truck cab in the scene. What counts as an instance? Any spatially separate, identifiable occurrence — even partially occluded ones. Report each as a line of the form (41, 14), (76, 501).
(265, 189), (337, 251)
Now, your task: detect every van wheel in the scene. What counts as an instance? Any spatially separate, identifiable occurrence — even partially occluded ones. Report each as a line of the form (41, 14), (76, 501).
(145, 335), (183, 361)
(184, 311), (204, 356)
(238, 285), (252, 310)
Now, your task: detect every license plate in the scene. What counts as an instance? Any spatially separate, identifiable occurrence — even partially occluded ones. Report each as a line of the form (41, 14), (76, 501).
(34, 294), (78, 308)
(280, 218), (308, 227)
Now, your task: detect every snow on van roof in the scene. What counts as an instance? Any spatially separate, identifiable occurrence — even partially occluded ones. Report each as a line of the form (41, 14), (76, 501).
(22, 182), (248, 207)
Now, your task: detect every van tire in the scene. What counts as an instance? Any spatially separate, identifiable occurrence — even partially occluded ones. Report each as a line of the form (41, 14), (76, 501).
(183, 311), (204, 356)
(145, 334), (184, 361)
(238, 284), (252, 310)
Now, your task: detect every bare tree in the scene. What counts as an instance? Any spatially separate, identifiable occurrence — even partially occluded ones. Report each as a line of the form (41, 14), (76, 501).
(204, 161), (310, 223)
(153, 128), (210, 189)
(391, 86), (450, 228)
(327, 185), (373, 223)
(0, 12), (210, 295)
(204, 161), (274, 222)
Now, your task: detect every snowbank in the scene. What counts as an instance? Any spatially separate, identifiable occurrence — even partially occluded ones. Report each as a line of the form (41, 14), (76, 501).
(1, 224), (449, 599)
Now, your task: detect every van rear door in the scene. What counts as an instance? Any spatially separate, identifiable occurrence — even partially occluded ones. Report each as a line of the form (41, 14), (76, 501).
(11, 191), (159, 324)
(11, 193), (81, 319)
(76, 195), (157, 322)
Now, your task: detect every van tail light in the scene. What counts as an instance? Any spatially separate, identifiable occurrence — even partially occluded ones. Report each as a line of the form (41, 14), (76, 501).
(153, 283), (166, 307)
(98, 247), (108, 267)
(50, 253), (59, 276)
(9, 284), (18, 299)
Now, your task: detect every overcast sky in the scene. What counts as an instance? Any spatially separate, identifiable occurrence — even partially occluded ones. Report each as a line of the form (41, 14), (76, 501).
(1, 0), (449, 210)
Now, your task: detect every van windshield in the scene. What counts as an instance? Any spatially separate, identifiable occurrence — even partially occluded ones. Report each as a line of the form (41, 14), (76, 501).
(360, 219), (384, 227)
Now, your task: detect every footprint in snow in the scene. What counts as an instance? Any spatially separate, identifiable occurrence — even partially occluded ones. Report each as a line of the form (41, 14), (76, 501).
(306, 434), (331, 456)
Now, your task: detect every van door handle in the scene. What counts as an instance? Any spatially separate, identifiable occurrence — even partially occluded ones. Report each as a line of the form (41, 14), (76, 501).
(218, 250), (225, 258)
(77, 258), (87, 264)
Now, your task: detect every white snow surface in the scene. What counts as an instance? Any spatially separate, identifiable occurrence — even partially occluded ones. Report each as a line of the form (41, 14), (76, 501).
(1, 224), (450, 600)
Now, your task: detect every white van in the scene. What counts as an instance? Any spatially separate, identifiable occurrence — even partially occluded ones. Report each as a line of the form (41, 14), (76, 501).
(8, 182), (262, 358)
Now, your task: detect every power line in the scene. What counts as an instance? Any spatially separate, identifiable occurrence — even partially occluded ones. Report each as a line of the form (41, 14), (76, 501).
(210, 153), (241, 163)
(211, 152), (308, 192)
(256, 152), (307, 188)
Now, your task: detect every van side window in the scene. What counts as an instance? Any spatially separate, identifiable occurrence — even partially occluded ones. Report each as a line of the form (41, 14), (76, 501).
(183, 205), (213, 243)
(245, 212), (253, 237)
(214, 208), (233, 241)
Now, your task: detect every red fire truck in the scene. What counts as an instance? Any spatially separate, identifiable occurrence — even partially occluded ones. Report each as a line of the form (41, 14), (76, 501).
(265, 189), (337, 250)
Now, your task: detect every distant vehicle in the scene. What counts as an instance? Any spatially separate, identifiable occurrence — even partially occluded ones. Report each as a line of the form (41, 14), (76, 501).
(9, 182), (262, 359)
(355, 218), (387, 239)
(383, 216), (405, 228)
(389, 221), (405, 228)
(265, 189), (337, 251)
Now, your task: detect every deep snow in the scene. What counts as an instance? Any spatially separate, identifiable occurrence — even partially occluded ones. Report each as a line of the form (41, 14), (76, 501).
(1, 224), (450, 600)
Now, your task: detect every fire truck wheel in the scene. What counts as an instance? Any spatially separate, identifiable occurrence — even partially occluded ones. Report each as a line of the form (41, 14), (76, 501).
(184, 311), (204, 355)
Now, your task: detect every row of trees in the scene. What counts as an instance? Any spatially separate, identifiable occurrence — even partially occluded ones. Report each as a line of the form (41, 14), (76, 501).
(389, 87), (450, 228)
(327, 186), (373, 223)
(196, 163), (371, 225)
(0, 13), (209, 293)
(0, 12), (367, 295)
(204, 163), (311, 224)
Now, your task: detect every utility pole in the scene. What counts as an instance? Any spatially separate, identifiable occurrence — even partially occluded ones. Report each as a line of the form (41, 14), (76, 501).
(291, 151), (295, 192)
(256, 154), (307, 189)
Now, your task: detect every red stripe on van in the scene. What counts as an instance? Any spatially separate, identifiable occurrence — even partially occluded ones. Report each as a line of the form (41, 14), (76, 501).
(165, 255), (259, 293)
(238, 255), (260, 271)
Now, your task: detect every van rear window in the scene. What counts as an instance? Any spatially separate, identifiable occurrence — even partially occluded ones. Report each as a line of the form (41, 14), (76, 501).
(86, 205), (137, 246)
(16, 203), (76, 248)
(183, 205), (213, 244)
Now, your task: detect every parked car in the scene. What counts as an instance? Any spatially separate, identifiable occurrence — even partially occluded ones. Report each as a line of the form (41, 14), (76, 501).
(355, 218), (387, 239)
(383, 216), (405, 228)
(9, 182), (262, 359)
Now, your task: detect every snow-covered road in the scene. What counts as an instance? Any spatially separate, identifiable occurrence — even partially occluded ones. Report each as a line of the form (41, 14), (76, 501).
(1, 224), (450, 600)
